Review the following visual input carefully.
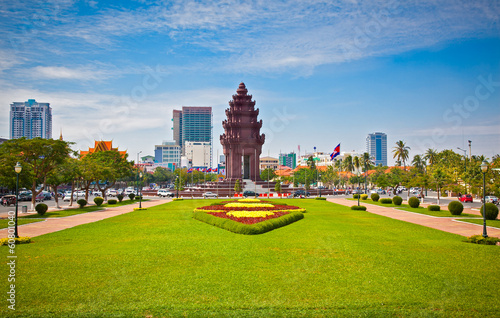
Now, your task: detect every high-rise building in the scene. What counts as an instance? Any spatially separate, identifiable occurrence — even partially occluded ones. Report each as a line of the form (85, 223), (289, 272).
(172, 106), (212, 164)
(154, 141), (181, 171)
(366, 132), (387, 166)
(279, 152), (297, 169)
(185, 141), (211, 168)
(10, 99), (52, 139)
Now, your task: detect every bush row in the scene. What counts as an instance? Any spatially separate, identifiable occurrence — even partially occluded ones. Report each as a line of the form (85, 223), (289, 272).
(428, 205), (440, 211)
(351, 205), (367, 211)
(315, 197), (326, 200)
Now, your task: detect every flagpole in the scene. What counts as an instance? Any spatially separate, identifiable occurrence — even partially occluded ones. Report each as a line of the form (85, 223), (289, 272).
(216, 149), (219, 198)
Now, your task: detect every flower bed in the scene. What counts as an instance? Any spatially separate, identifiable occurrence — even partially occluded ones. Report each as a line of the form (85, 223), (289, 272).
(193, 199), (305, 234)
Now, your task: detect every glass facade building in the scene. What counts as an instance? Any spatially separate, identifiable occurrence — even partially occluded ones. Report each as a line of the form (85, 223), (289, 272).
(154, 141), (181, 171)
(10, 99), (52, 139)
(279, 152), (297, 169)
(172, 106), (212, 164)
(366, 132), (387, 166)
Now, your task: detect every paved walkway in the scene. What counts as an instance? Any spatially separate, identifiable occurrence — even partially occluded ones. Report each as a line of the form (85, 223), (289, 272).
(1, 199), (169, 238)
(327, 198), (500, 238)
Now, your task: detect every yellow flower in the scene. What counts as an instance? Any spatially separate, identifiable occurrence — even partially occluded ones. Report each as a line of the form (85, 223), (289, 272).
(227, 211), (275, 218)
(225, 202), (274, 208)
(238, 198), (261, 203)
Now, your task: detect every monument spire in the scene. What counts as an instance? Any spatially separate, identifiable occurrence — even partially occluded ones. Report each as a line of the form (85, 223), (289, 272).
(220, 82), (265, 181)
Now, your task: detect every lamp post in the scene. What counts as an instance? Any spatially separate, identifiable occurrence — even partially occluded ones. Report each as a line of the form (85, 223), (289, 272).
(14, 162), (22, 238)
(364, 162), (368, 194)
(175, 175), (179, 199)
(319, 173), (322, 198)
(480, 161), (488, 238)
(356, 167), (361, 206)
(139, 172), (143, 209)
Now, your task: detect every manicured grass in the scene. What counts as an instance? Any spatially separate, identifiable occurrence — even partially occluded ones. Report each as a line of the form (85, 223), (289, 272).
(0, 218), (44, 229)
(459, 218), (500, 229)
(1, 199), (499, 317)
(349, 198), (480, 217)
(20, 199), (142, 219)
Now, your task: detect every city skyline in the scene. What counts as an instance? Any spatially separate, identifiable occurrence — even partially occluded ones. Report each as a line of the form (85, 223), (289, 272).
(0, 1), (499, 164)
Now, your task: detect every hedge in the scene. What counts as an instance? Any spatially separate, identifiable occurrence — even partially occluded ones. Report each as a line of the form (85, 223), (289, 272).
(392, 196), (403, 206)
(408, 197), (420, 208)
(480, 203), (499, 220)
(193, 211), (304, 235)
(370, 193), (380, 202)
(428, 205), (441, 211)
(0, 236), (31, 246)
(107, 199), (118, 205)
(315, 197), (326, 200)
(448, 201), (464, 215)
(351, 205), (367, 211)
(360, 194), (368, 200)
(380, 198), (392, 204)
(35, 203), (48, 216)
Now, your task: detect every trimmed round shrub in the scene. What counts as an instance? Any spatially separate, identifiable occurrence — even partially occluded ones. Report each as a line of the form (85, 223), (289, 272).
(128, 193), (136, 200)
(117, 194), (124, 202)
(380, 198), (392, 204)
(351, 205), (367, 211)
(353, 194), (360, 199)
(392, 196), (403, 206)
(408, 196), (420, 208)
(107, 199), (118, 205)
(371, 193), (380, 202)
(480, 203), (499, 220)
(315, 197), (326, 200)
(77, 199), (87, 208)
(35, 203), (48, 216)
(448, 201), (464, 215)
(360, 194), (368, 200)
(428, 205), (441, 211)
(94, 197), (104, 207)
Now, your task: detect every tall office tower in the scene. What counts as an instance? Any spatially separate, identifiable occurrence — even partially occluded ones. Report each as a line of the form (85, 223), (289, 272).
(279, 152), (297, 169)
(10, 99), (52, 139)
(366, 132), (387, 166)
(172, 106), (212, 163)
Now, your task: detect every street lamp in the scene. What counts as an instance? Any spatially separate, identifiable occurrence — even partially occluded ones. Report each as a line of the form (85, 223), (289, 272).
(175, 175), (179, 198)
(319, 173), (322, 198)
(14, 162), (22, 238)
(355, 167), (361, 206)
(480, 161), (488, 238)
(139, 172), (143, 209)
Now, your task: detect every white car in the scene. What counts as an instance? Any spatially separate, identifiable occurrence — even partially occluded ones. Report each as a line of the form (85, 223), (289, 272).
(106, 189), (118, 197)
(157, 189), (174, 197)
(203, 192), (218, 198)
(63, 193), (78, 201)
(485, 196), (499, 204)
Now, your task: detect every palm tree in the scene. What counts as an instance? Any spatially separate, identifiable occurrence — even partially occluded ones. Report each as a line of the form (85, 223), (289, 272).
(343, 155), (353, 174)
(392, 140), (411, 169)
(424, 148), (437, 166)
(362, 152), (374, 170)
(412, 154), (426, 172)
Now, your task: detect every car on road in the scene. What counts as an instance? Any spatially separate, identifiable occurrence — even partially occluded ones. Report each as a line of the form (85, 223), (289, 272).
(293, 190), (310, 197)
(41, 191), (53, 200)
(376, 189), (386, 195)
(106, 189), (118, 197)
(18, 192), (32, 201)
(157, 189), (174, 197)
(1, 195), (17, 206)
(63, 193), (78, 201)
(35, 192), (45, 202)
(203, 192), (218, 198)
(485, 196), (499, 205)
(243, 191), (258, 198)
(459, 194), (473, 203)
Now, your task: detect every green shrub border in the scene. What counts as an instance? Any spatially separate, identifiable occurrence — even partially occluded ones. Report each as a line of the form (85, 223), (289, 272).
(360, 194), (369, 201)
(392, 196), (403, 206)
(315, 197), (326, 200)
(351, 205), (367, 211)
(193, 211), (304, 235)
(371, 193), (380, 202)
(108, 199), (118, 205)
(428, 205), (441, 211)
(380, 198), (392, 204)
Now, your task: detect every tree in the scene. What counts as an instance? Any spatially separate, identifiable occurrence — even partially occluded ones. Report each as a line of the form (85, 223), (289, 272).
(411, 154), (426, 173)
(260, 168), (276, 181)
(0, 138), (72, 210)
(433, 168), (449, 205)
(234, 179), (242, 193)
(424, 148), (438, 167)
(342, 155), (353, 174)
(392, 140), (411, 169)
(274, 179), (281, 193)
(46, 157), (79, 208)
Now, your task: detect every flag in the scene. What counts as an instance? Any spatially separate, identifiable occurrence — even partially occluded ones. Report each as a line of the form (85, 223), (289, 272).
(201, 168), (206, 172)
(187, 168), (194, 173)
(330, 144), (340, 160)
(207, 168), (212, 172)
(213, 167), (218, 172)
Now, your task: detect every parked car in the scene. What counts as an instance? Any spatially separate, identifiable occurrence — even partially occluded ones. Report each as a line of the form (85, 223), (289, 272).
(157, 189), (174, 197)
(203, 192), (218, 198)
(293, 190), (310, 197)
(18, 192), (32, 201)
(106, 189), (118, 197)
(485, 196), (499, 205)
(35, 192), (45, 202)
(41, 191), (53, 200)
(459, 194), (473, 203)
(376, 189), (386, 195)
(243, 190), (258, 197)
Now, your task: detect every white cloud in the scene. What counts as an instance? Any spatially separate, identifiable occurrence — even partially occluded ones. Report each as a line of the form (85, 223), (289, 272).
(29, 65), (113, 81)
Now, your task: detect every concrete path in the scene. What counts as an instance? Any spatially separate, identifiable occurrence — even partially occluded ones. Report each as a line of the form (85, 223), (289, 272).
(1, 199), (169, 238)
(327, 198), (500, 238)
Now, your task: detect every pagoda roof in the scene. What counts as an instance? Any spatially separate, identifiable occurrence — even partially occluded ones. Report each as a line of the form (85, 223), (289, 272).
(80, 140), (127, 157)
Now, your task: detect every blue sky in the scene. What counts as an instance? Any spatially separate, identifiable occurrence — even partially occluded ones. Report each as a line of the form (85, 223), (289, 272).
(1, 0), (499, 165)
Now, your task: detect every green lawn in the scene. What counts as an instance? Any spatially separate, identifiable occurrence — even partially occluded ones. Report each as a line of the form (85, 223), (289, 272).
(0, 218), (44, 229)
(2, 199), (499, 317)
(458, 218), (500, 229)
(350, 198), (480, 217)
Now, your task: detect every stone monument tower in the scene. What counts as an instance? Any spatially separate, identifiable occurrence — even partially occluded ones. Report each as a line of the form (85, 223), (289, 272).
(220, 82), (265, 181)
